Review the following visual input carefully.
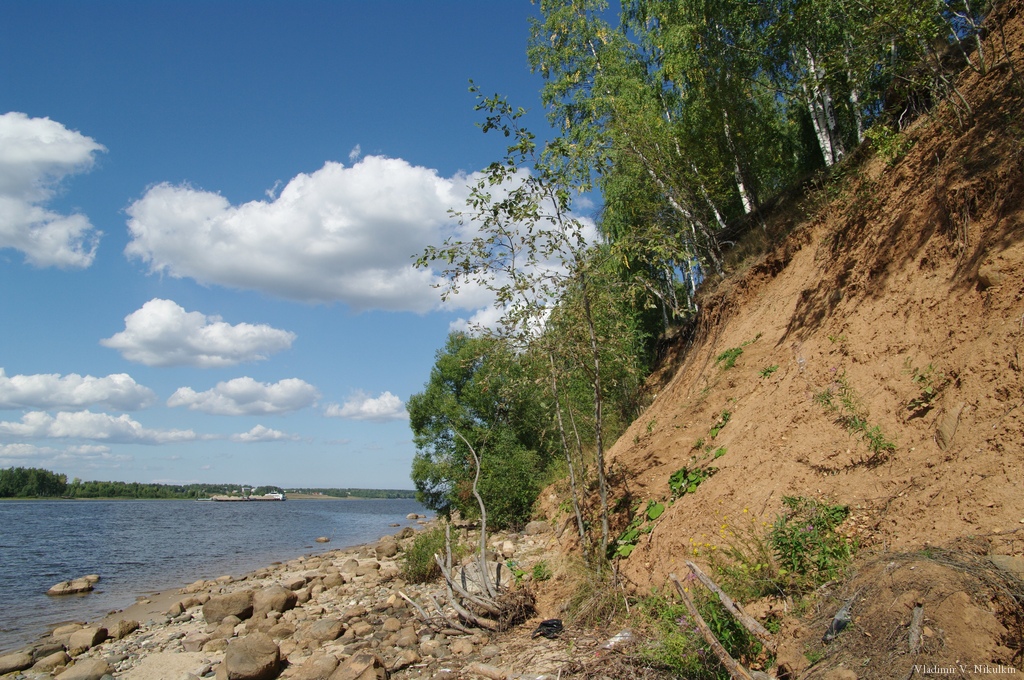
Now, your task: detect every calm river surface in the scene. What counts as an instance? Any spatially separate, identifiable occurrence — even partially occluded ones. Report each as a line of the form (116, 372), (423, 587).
(0, 498), (429, 653)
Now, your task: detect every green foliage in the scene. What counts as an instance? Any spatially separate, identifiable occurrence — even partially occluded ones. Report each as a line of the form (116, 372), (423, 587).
(709, 411), (731, 439)
(638, 591), (763, 680)
(408, 333), (551, 530)
(612, 499), (663, 559)
(401, 525), (460, 584)
(865, 125), (915, 165)
(759, 365), (779, 378)
(715, 346), (743, 370)
(904, 360), (948, 413)
(669, 465), (718, 499)
(0, 467), (67, 498)
(814, 371), (895, 460)
(532, 561), (553, 582)
(770, 497), (854, 589)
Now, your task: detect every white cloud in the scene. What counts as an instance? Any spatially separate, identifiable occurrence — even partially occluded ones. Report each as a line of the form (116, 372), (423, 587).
(348, 145), (361, 163)
(230, 425), (300, 443)
(168, 377), (319, 416)
(101, 298), (296, 368)
(125, 156), (469, 311)
(0, 112), (105, 268)
(0, 368), (156, 411)
(0, 410), (198, 444)
(0, 442), (126, 468)
(324, 390), (407, 422)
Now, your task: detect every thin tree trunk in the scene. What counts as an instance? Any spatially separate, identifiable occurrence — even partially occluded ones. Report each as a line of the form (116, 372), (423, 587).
(451, 428), (496, 599)
(722, 110), (756, 213)
(578, 271), (609, 557)
(549, 351), (587, 544)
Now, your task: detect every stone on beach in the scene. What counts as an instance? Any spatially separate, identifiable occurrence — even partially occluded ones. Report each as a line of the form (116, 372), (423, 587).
(0, 651), (33, 675)
(203, 590), (254, 624)
(220, 632), (280, 680)
(67, 626), (107, 655)
(254, 584), (298, 616)
(54, 657), (112, 680)
(31, 649), (71, 673)
(330, 651), (387, 680)
(295, 618), (345, 644)
(290, 652), (339, 680)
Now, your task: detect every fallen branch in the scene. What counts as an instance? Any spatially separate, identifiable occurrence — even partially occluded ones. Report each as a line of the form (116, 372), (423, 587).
(909, 604), (924, 654)
(435, 555), (503, 616)
(670, 573), (759, 680)
(685, 560), (777, 653)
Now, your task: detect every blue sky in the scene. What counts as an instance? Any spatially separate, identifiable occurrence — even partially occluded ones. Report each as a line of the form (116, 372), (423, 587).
(0, 2), (560, 489)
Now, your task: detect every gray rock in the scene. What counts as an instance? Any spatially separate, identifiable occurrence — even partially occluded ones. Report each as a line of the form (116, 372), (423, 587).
(203, 590), (254, 624)
(182, 633), (212, 652)
(0, 651), (33, 674)
(523, 520), (551, 535)
(340, 559), (360, 574)
(54, 658), (112, 680)
(394, 527), (415, 540)
(222, 632), (280, 680)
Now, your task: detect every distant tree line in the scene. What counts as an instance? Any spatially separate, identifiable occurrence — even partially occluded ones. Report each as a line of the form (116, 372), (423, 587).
(0, 467), (414, 500)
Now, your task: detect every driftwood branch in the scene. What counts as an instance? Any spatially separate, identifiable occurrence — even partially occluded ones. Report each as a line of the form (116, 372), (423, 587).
(909, 604), (924, 654)
(685, 560), (777, 653)
(435, 555), (503, 616)
(398, 590), (433, 625)
(671, 573), (757, 680)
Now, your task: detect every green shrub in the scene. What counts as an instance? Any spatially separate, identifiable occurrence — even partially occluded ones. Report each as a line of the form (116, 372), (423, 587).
(770, 496), (853, 588)
(532, 561), (552, 581)
(401, 525), (457, 583)
(638, 591), (763, 679)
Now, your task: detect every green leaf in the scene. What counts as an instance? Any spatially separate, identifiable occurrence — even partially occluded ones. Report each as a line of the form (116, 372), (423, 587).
(647, 502), (665, 520)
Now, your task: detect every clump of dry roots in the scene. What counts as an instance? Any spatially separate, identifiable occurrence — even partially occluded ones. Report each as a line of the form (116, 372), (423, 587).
(399, 523), (535, 634)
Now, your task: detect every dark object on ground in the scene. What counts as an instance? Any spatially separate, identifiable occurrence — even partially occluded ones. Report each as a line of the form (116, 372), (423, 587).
(532, 619), (563, 639)
(823, 592), (859, 643)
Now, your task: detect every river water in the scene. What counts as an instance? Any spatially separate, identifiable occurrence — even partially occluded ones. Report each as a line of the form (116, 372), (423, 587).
(0, 498), (429, 653)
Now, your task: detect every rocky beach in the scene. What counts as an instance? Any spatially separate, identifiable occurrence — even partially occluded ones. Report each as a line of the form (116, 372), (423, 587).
(0, 519), (589, 680)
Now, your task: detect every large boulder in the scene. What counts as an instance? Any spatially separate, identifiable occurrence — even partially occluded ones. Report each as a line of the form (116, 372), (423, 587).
(66, 626), (107, 655)
(54, 658), (112, 680)
(295, 618), (344, 644)
(108, 618), (140, 640)
(221, 632), (280, 680)
(374, 538), (399, 559)
(31, 650), (70, 673)
(46, 577), (96, 596)
(204, 590), (254, 624)
(254, 584), (297, 616)
(0, 651), (33, 675)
